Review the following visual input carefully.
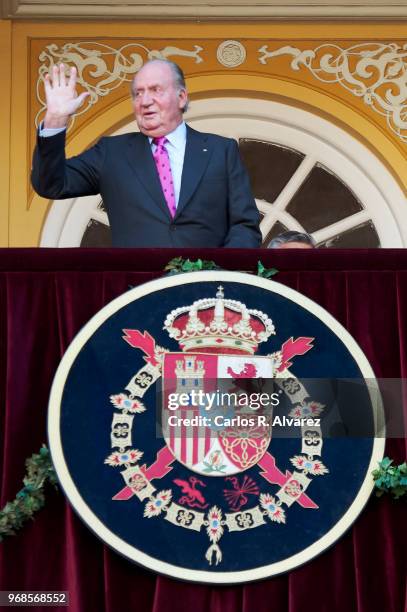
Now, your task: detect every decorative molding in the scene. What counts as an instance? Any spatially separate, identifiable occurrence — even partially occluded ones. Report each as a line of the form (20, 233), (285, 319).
(216, 41), (246, 68)
(3, 0), (407, 20)
(259, 42), (407, 144)
(35, 42), (203, 129)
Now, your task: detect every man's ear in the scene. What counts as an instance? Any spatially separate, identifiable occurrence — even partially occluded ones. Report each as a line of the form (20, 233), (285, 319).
(179, 88), (188, 110)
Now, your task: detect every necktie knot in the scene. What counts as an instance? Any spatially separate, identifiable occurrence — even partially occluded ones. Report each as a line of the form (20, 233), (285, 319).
(153, 136), (168, 148)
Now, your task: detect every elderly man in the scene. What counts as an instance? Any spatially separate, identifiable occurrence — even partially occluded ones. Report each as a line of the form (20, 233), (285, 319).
(31, 60), (261, 248)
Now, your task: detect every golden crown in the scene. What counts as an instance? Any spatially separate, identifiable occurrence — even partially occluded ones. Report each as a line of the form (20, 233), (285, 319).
(163, 286), (275, 354)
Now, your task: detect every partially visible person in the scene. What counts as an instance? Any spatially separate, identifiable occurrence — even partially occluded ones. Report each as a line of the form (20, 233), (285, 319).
(268, 231), (316, 249)
(31, 59), (261, 248)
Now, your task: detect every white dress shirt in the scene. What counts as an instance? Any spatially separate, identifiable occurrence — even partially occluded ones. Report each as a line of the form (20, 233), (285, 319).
(40, 121), (187, 208)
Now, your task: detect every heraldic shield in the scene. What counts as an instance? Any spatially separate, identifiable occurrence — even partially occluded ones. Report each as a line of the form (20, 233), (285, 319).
(162, 352), (274, 475)
(48, 272), (384, 584)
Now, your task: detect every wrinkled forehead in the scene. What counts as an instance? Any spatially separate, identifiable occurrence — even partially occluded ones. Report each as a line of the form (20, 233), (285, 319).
(278, 242), (314, 249)
(133, 63), (175, 90)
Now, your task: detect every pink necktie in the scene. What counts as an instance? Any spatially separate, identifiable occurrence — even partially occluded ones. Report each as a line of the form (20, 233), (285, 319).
(152, 137), (176, 218)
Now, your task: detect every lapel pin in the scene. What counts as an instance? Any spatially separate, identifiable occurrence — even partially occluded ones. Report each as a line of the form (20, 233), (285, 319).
(203, 148), (208, 152)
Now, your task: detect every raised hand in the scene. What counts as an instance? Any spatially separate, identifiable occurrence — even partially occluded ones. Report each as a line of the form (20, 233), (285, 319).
(43, 63), (89, 129)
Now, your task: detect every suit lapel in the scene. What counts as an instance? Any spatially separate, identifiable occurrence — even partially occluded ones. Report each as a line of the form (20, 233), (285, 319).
(125, 133), (172, 219)
(176, 126), (212, 218)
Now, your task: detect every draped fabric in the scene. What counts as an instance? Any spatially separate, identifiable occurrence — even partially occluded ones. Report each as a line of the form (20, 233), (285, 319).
(0, 249), (405, 612)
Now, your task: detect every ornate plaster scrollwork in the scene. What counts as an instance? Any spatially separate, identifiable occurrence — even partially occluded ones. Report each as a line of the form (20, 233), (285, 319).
(36, 42), (204, 129)
(258, 42), (407, 143)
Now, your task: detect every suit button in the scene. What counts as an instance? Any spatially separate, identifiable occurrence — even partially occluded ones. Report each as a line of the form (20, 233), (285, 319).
(170, 225), (176, 231)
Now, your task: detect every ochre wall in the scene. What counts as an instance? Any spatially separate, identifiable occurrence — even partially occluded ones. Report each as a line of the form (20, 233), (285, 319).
(1, 20), (406, 246)
(0, 21), (12, 247)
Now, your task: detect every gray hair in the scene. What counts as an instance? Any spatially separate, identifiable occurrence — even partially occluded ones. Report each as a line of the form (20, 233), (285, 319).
(132, 59), (189, 113)
(268, 231), (316, 248)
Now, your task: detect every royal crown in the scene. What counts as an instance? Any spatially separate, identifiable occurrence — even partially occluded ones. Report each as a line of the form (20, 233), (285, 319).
(163, 286), (275, 354)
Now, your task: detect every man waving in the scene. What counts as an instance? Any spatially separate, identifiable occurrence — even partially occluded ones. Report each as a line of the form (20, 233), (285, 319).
(32, 59), (261, 248)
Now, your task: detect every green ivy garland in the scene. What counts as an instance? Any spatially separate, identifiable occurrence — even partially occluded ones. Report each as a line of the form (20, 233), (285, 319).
(164, 257), (221, 274)
(0, 445), (58, 541)
(164, 257), (278, 278)
(372, 457), (407, 499)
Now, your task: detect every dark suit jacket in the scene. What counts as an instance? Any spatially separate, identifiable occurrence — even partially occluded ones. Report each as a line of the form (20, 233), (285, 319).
(31, 125), (262, 248)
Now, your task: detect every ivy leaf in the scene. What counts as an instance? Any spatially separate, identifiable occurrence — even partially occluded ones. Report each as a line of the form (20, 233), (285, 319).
(257, 260), (278, 278)
(379, 457), (393, 470)
(393, 486), (405, 499)
(183, 259), (196, 271)
(373, 457), (406, 499)
(164, 256), (183, 271)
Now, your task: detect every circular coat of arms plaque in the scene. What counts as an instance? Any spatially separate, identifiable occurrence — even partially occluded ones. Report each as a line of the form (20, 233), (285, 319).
(48, 272), (384, 583)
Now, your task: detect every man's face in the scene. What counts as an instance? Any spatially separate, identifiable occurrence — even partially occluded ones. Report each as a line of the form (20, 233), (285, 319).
(132, 63), (187, 137)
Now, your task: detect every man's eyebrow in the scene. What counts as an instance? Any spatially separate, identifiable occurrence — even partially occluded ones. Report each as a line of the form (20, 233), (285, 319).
(136, 82), (161, 88)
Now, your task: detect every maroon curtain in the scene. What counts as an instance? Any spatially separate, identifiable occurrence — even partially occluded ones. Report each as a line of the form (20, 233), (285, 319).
(0, 249), (405, 612)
